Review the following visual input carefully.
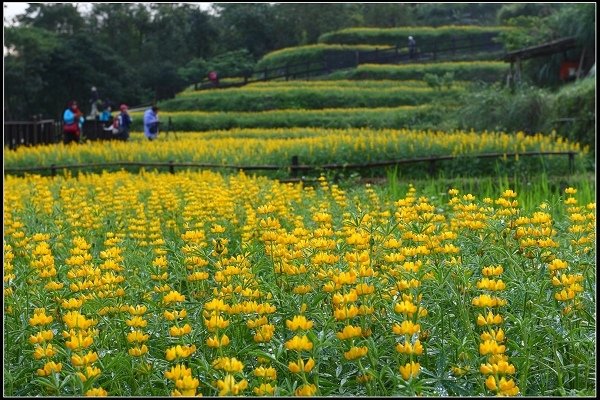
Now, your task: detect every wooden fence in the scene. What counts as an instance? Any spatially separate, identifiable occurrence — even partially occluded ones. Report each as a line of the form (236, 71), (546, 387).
(4, 151), (578, 181)
(193, 34), (504, 90)
(4, 119), (119, 149)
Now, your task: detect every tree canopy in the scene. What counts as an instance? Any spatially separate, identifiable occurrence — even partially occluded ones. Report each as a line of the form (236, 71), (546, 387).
(3, 2), (595, 119)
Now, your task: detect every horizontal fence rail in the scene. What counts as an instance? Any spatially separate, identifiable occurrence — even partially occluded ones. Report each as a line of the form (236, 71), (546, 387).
(192, 34), (504, 91)
(4, 119), (120, 149)
(4, 151), (578, 180)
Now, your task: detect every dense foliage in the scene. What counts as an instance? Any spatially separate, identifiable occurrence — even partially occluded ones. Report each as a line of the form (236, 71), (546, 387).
(4, 3), (594, 120)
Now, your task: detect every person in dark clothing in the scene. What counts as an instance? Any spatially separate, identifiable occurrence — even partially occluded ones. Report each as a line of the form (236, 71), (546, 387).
(116, 104), (132, 141)
(408, 36), (417, 59)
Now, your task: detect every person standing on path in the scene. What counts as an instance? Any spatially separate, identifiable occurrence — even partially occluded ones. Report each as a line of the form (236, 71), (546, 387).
(408, 36), (417, 60)
(143, 105), (160, 141)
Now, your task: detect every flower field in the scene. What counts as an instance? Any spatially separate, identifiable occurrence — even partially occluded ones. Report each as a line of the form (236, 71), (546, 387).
(4, 128), (587, 180)
(4, 170), (595, 396)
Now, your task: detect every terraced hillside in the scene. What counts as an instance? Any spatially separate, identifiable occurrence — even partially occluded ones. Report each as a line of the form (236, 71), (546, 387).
(140, 25), (509, 134)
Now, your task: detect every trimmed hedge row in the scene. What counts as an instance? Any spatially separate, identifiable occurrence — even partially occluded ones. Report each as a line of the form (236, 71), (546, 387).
(255, 44), (392, 71)
(318, 25), (516, 47)
(130, 106), (443, 131)
(327, 61), (508, 82)
(159, 86), (463, 112)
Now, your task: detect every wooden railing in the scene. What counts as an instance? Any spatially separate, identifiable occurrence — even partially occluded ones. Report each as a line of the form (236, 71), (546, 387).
(192, 34), (504, 90)
(4, 119), (119, 149)
(4, 151), (578, 180)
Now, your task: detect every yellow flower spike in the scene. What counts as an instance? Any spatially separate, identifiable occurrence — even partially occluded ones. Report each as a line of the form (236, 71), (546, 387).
(253, 383), (276, 396)
(284, 334), (313, 351)
(126, 316), (148, 328)
(84, 387), (108, 397)
(286, 315), (314, 331)
(295, 383), (317, 396)
(254, 324), (275, 343)
(128, 344), (149, 357)
(37, 361), (62, 376)
(212, 357), (245, 373)
(163, 290), (186, 304)
(399, 361), (420, 381)
(392, 320), (420, 335)
(165, 364), (193, 381)
(336, 324), (362, 340)
(169, 323), (192, 337)
(485, 375), (498, 391)
(126, 330), (149, 343)
(206, 334), (230, 348)
(344, 346), (368, 360)
(175, 375), (200, 395)
(254, 366), (277, 380)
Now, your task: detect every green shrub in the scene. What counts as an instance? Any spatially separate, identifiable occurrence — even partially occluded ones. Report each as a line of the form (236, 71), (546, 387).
(318, 25), (516, 47)
(455, 82), (552, 134)
(130, 106), (443, 132)
(328, 61), (508, 82)
(550, 77), (595, 150)
(158, 86), (462, 112)
(255, 44), (392, 71)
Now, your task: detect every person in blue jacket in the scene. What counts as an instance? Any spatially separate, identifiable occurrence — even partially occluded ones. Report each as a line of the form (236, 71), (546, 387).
(63, 100), (84, 144)
(143, 105), (160, 141)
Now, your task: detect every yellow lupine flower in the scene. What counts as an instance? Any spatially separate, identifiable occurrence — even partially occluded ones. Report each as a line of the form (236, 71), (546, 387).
(126, 316), (148, 328)
(254, 324), (275, 343)
(479, 339), (506, 355)
(254, 366), (277, 380)
(212, 357), (245, 373)
(253, 383), (276, 396)
(128, 345), (149, 357)
(169, 323), (192, 337)
(206, 334), (230, 348)
(37, 361), (62, 376)
(288, 357), (315, 373)
(476, 311), (503, 326)
(29, 310), (53, 326)
(163, 290), (186, 304)
(165, 364), (193, 381)
(344, 346), (368, 360)
(336, 324), (362, 340)
(29, 330), (54, 344)
(204, 314), (230, 332)
(127, 330), (149, 343)
(392, 320), (420, 335)
(399, 361), (420, 380)
(286, 315), (314, 331)
(85, 387), (108, 397)
(174, 375), (200, 396)
(165, 344), (196, 361)
(395, 339), (424, 355)
(164, 309), (187, 321)
(71, 351), (99, 367)
(33, 343), (57, 359)
(295, 383), (317, 396)
(217, 374), (248, 396)
(284, 335), (313, 351)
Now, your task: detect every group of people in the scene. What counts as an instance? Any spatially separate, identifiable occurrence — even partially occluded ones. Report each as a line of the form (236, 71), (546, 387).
(62, 86), (160, 144)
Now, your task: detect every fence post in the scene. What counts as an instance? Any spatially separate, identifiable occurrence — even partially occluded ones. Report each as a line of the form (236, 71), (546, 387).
(428, 159), (437, 176)
(291, 155), (299, 178)
(169, 160), (175, 174)
(50, 164), (57, 177)
(285, 63), (290, 81)
(568, 152), (574, 174)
